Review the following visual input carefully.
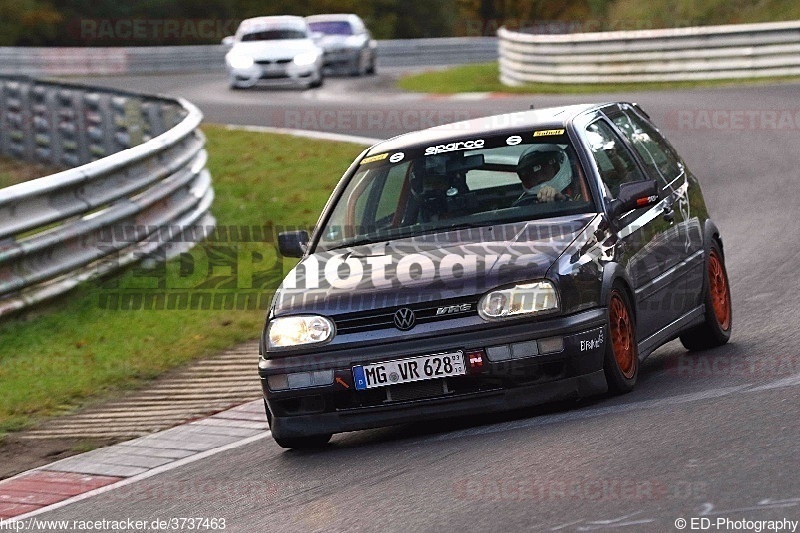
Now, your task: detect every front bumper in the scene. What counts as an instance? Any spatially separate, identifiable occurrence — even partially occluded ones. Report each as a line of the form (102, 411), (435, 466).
(260, 308), (609, 439)
(228, 62), (318, 87)
(322, 48), (359, 68)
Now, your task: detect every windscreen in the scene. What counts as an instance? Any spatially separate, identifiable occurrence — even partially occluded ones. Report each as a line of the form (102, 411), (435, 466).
(308, 21), (353, 35)
(240, 28), (307, 41)
(316, 130), (595, 252)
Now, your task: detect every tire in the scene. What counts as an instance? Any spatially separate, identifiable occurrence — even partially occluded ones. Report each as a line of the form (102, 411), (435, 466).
(680, 241), (732, 351)
(308, 71), (324, 89)
(366, 55), (376, 75)
(604, 286), (639, 394)
(349, 52), (365, 77)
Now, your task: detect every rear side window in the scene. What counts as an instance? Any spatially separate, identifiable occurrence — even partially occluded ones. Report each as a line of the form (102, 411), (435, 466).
(610, 108), (682, 187)
(585, 120), (644, 198)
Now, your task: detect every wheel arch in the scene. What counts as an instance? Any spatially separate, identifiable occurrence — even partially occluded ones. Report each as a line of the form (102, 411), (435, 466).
(704, 219), (724, 259)
(600, 263), (637, 323)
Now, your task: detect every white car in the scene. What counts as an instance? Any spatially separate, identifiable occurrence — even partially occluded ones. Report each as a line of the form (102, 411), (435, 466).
(306, 14), (377, 76)
(224, 16), (324, 90)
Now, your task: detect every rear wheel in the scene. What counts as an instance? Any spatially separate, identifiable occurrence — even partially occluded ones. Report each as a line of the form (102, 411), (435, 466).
(680, 241), (732, 350)
(604, 287), (639, 394)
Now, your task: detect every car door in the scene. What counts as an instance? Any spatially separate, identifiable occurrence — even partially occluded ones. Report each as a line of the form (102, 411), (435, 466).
(606, 104), (703, 317)
(580, 115), (685, 340)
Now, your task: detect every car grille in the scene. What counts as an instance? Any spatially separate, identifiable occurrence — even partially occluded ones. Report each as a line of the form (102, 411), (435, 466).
(255, 59), (292, 65)
(333, 297), (479, 335)
(386, 379), (448, 402)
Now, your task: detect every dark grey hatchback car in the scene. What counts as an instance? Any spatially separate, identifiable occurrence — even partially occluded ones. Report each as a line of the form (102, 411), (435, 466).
(259, 103), (732, 448)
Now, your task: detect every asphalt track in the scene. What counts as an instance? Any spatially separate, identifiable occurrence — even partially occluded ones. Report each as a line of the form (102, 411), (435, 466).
(41, 68), (800, 531)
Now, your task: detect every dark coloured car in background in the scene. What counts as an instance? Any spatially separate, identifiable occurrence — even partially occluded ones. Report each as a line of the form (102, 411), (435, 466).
(259, 103), (733, 449)
(306, 14), (377, 76)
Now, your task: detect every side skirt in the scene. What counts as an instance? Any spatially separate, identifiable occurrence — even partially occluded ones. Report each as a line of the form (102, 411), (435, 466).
(638, 304), (706, 360)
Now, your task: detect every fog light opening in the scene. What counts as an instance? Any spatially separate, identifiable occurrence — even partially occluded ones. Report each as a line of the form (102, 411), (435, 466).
(268, 374), (289, 391)
(538, 336), (564, 355)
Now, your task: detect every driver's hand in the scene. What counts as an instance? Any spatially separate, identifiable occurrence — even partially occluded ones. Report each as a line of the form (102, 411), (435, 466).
(537, 185), (558, 203)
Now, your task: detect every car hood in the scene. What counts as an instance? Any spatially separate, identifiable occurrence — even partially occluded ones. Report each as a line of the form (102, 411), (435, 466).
(229, 39), (319, 60)
(317, 34), (361, 50)
(271, 214), (597, 317)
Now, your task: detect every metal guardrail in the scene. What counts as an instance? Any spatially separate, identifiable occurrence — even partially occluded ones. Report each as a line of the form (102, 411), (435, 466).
(0, 76), (214, 317)
(377, 37), (497, 66)
(0, 38), (498, 76)
(498, 20), (800, 85)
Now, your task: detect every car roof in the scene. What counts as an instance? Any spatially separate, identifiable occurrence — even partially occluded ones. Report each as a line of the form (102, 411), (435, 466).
(367, 103), (607, 154)
(237, 16), (307, 32)
(306, 14), (361, 22)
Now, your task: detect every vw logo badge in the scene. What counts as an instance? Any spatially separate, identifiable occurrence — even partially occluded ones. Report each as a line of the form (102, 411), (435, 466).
(393, 308), (416, 331)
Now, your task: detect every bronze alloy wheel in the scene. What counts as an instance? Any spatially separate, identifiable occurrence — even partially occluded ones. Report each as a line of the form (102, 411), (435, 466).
(708, 249), (732, 331)
(609, 292), (636, 379)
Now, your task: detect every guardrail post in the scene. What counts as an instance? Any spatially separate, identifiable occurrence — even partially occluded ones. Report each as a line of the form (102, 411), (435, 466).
(0, 79), (8, 158)
(83, 91), (114, 161)
(5, 80), (34, 160)
(56, 87), (86, 167)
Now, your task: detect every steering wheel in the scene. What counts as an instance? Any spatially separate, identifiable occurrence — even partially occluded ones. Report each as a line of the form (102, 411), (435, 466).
(512, 194), (540, 207)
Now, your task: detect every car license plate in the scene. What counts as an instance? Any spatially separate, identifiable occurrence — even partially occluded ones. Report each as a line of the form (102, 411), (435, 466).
(353, 351), (464, 390)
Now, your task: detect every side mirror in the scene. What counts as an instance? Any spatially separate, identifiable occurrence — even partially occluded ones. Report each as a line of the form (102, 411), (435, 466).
(278, 230), (309, 258)
(310, 31), (324, 41)
(222, 36), (235, 47)
(608, 179), (659, 220)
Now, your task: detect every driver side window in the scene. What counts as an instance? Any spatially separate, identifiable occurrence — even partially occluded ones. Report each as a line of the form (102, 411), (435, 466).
(585, 120), (644, 199)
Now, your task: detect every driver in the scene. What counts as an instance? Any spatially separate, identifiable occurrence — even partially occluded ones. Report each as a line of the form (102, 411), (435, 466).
(515, 144), (573, 203)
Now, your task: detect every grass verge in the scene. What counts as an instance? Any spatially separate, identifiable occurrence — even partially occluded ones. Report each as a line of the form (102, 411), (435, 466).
(0, 157), (62, 189)
(0, 125), (363, 436)
(397, 62), (800, 94)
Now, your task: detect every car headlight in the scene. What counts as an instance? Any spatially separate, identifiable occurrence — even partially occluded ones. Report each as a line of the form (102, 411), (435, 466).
(268, 315), (334, 349)
(478, 281), (560, 320)
(228, 55), (254, 69)
(293, 52), (319, 66)
(345, 36), (364, 47)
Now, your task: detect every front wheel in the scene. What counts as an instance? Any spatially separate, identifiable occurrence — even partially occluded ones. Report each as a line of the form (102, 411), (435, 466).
(604, 287), (639, 394)
(307, 71), (324, 89)
(680, 241), (732, 351)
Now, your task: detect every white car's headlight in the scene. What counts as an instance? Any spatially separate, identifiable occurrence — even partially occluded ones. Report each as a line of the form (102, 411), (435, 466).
(268, 315), (334, 349)
(293, 52), (319, 66)
(228, 55), (254, 69)
(478, 281), (560, 320)
(345, 36), (364, 47)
